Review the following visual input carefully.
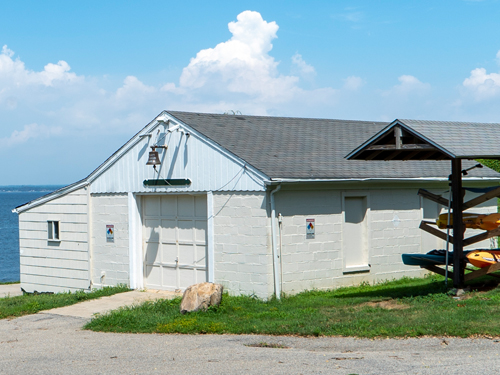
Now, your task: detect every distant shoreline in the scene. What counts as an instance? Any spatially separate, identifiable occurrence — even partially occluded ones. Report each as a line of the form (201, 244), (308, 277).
(0, 185), (65, 193)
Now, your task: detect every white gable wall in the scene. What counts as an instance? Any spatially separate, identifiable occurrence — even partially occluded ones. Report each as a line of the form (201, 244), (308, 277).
(18, 187), (90, 293)
(90, 121), (266, 195)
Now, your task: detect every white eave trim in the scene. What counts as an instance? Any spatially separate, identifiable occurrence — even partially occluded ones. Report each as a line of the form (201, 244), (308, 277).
(266, 176), (500, 184)
(13, 179), (89, 214)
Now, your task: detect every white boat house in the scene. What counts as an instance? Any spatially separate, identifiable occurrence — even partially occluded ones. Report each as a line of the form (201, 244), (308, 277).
(14, 111), (500, 298)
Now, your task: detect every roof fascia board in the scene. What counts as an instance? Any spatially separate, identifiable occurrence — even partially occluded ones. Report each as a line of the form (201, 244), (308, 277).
(13, 179), (88, 214)
(345, 119), (455, 160)
(269, 177), (500, 183)
(86, 111), (169, 184)
(166, 113), (270, 183)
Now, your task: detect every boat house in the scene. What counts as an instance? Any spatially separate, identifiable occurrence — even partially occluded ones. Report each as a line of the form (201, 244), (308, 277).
(14, 111), (500, 298)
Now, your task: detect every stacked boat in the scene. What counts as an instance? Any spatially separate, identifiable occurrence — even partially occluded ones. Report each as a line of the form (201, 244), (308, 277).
(402, 211), (500, 269)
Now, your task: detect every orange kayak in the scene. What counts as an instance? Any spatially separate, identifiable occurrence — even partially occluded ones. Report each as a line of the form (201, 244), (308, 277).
(436, 213), (500, 231)
(467, 250), (500, 268)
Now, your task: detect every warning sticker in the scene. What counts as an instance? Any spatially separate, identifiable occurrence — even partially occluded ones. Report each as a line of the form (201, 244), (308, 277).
(106, 225), (114, 243)
(306, 219), (315, 239)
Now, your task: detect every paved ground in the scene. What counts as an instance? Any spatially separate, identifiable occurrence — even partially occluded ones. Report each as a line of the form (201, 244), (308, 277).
(0, 284), (22, 298)
(2, 285), (500, 374)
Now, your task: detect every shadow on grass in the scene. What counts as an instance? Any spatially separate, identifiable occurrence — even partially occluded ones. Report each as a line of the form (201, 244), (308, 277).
(330, 279), (447, 300)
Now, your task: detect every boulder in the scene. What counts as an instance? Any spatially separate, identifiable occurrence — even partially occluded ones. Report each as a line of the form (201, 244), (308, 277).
(180, 282), (223, 314)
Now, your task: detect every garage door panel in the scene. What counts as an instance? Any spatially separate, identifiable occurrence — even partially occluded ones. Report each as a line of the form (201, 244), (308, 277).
(146, 265), (162, 286)
(196, 269), (207, 283)
(177, 196), (194, 217)
(179, 268), (195, 289)
(161, 243), (178, 264)
(160, 219), (177, 240)
(195, 196), (207, 217)
(144, 219), (160, 242)
(162, 267), (177, 289)
(194, 246), (206, 264)
(178, 244), (195, 265)
(178, 220), (195, 242)
(194, 220), (207, 243)
(161, 196), (177, 217)
(145, 242), (160, 264)
(144, 196), (160, 216)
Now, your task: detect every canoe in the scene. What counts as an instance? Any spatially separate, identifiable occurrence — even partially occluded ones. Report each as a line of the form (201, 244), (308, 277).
(436, 213), (500, 231)
(466, 250), (500, 268)
(402, 250), (473, 266)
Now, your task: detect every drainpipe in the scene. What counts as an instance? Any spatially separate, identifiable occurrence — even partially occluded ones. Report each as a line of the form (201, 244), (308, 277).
(270, 184), (281, 299)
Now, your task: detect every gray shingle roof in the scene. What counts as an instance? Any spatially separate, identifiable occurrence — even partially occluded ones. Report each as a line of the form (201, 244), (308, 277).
(167, 111), (500, 180)
(398, 119), (500, 159)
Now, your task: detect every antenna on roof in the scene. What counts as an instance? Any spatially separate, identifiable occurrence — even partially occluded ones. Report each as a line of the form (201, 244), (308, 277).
(224, 110), (242, 115)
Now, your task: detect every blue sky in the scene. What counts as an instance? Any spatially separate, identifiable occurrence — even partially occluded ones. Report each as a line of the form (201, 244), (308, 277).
(2, 0), (500, 185)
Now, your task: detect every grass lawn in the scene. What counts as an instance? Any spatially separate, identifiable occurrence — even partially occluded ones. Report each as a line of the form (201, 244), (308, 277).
(0, 281), (20, 285)
(0, 285), (130, 319)
(85, 275), (500, 338)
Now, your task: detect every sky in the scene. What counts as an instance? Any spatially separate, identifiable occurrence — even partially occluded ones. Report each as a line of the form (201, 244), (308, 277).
(2, 0), (500, 185)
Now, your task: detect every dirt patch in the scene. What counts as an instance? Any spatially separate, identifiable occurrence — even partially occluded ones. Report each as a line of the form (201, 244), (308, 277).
(360, 300), (410, 310)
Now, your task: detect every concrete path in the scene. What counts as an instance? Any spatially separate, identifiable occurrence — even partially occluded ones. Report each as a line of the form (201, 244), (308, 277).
(40, 289), (180, 319)
(0, 284), (22, 298)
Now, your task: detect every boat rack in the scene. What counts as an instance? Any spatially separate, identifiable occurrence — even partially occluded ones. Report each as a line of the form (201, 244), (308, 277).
(418, 187), (500, 282)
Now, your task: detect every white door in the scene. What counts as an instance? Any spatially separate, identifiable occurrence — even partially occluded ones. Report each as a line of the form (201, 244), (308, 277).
(343, 196), (369, 268)
(143, 195), (207, 291)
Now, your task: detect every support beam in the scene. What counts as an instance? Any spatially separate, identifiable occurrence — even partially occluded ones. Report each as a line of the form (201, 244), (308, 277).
(419, 221), (454, 243)
(463, 186), (500, 210)
(464, 262), (500, 282)
(463, 227), (500, 246)
(452, 159), (464, 288)
(420, 265), (455, 280)
(418, 189), (450, 207)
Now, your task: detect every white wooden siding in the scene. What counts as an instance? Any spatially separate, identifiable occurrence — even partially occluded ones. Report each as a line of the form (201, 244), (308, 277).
(90, 123), (266, 194)
(18, 188), (90, 292)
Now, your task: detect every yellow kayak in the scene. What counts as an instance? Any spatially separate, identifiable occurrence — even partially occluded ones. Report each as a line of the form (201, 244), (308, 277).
(436, 213), (500, 231)
(467, 250), (500, 268)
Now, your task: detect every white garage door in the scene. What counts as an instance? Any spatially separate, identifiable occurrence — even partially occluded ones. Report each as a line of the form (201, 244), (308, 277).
(143, 195), (207, 291)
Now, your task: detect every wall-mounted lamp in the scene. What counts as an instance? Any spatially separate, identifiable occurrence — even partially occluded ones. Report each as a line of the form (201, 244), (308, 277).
(146, 145), (167, 166)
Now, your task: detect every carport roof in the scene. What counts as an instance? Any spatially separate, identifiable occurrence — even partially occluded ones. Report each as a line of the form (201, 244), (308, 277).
(347, 119), (500, 161)
(168, 111), (500, 180)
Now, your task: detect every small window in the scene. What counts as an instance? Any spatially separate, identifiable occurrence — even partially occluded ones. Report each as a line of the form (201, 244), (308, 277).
(48, 221), (60, 240)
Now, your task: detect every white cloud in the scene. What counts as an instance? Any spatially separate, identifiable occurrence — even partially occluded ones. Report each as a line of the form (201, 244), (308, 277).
(343, 76), (364, 91)
(0, 45), (82, 88)
(384, 75), (431, 96)
(0, 123), (62, 148)
(178, 10), (299, 101)
(463, 67), (500, 100)
(291, 53), (316, 77)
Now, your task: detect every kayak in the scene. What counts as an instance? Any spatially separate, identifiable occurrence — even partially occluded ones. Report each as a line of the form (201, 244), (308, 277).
(436, 213), (500, 231)
(402, 250), (473, 266)
(466, 250), (500, 268)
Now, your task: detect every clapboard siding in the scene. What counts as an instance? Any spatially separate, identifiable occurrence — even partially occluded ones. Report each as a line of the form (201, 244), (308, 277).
(20, 248), (88, 261)
(21, 274), (89, 290)
(18, 187), (90, 293)
(20, 257), (88, 270)
(19, 221), (88, 232)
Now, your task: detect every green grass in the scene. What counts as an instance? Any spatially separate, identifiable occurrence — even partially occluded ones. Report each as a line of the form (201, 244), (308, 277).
(0, 285), (130, 319)
(85, 276), (500, 338)
(0, 281), (20, 285)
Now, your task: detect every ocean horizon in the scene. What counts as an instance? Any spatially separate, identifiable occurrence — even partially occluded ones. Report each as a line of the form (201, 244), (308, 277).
(0, 185), (64, 283)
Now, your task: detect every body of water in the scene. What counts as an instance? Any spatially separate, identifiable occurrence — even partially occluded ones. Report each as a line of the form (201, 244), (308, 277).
(0, 186), (63, 283)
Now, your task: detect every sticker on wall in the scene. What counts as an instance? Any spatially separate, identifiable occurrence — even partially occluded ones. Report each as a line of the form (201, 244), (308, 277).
(306, 219), (315, 239)
(106, 225), (114, 243)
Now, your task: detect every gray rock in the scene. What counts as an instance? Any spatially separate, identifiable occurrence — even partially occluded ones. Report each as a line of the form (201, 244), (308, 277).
(180, 282), (223, 314)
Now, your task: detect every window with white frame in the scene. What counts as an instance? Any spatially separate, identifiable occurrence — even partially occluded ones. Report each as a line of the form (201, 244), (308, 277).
(48, 221), (60, 240)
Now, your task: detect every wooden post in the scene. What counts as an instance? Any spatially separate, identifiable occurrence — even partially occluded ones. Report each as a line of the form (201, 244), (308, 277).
(451, 159), (464, 288)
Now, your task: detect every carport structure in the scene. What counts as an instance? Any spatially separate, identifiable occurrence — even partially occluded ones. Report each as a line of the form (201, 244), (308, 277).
(347, 119), (500, 288)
